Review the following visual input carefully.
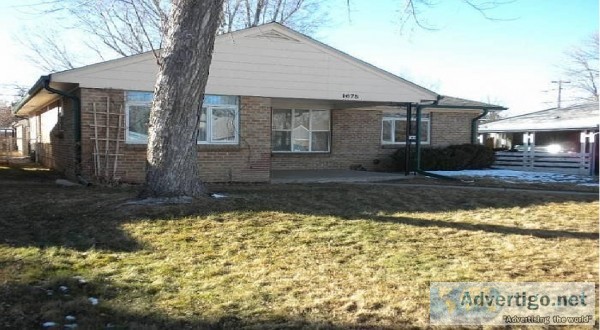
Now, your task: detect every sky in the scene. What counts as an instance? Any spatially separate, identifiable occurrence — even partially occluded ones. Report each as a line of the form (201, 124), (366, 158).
(0, 0), (598, 116)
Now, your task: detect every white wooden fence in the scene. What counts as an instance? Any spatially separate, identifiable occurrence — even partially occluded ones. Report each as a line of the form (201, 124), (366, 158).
(494, 151), (592, 175)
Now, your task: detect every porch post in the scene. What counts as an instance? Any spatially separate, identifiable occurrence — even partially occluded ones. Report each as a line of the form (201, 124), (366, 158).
(579, 130), (594, 174)
(523, 132), (535, 168)
(404, 104), (413, 175)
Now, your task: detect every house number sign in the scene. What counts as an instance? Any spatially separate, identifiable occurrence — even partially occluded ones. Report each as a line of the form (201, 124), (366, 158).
(342, 93), (360, 99)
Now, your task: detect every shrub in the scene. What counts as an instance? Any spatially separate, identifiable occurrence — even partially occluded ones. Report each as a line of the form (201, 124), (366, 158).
(389, 144), (495, 171)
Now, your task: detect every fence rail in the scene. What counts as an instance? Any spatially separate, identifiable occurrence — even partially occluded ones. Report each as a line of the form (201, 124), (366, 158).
(494, 151), (591, 175)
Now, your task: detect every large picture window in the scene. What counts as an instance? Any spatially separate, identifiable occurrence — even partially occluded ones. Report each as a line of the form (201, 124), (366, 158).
(125, 91), (239, 144)
(382, 113), (430, 145)
(272, 109), (330, 152)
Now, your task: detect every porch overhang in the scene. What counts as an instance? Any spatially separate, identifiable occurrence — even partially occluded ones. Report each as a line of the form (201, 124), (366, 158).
(12, 75), (78, 116)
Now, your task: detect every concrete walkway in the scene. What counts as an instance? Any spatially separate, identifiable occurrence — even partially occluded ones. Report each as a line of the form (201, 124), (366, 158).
(270, 170), (597, 196)
(355, 182), (599, 196)
(271, 169), (414, 183)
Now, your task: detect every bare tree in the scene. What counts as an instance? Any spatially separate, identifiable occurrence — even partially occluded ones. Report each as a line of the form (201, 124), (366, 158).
(15, 27), (82, 72)
(563, 32), (599, 102)
(140, 0), (223, 198)
(374, 0), (516, 31)
(221, 0), (326, 34)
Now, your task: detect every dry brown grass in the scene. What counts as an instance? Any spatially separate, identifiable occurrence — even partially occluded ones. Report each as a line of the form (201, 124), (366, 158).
(0, 165), (597, 329)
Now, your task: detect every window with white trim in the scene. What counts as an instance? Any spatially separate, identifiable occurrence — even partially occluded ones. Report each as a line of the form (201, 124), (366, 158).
(272, 109), (330, 152)
(125, 91), (239, 144)
(381, 113), (430, 144)
(198, 95), (239, 144)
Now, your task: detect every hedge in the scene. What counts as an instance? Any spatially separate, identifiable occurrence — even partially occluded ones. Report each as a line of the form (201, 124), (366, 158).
(389, 144), (495, 171)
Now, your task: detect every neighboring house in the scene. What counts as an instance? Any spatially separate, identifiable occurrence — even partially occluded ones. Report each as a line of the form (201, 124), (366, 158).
(13, 23), (504, 183)
(479, 103), (599, 175)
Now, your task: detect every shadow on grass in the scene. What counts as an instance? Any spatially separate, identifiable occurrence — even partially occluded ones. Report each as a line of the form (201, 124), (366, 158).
(0, 165), (598, 328)
(0, 274), (384, 329)
(0, 164), (598, 253)
(0, 164), (142, 252)
(371, 215), (598, 240)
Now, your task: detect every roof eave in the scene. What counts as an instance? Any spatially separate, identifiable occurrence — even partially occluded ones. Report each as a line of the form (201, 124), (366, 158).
(12, 75), (51, 114)
(425, 104), (507, 111)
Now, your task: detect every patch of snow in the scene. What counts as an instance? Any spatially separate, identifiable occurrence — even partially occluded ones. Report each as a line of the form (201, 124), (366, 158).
(73, 276), (87, 285)
(42, 322), (58, 328)
(210, 193), (227, 199)
(65, 316), (76, 322)
(429, 169), (598, 185)
(88, 297), (99, 305)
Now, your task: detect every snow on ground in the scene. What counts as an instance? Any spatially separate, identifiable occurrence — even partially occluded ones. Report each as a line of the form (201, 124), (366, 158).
(429, 169), (599, 186)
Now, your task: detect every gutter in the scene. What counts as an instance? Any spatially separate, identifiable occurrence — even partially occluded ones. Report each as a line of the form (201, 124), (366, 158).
(39, 76), (84, 180)
(11, 76), (47, 114)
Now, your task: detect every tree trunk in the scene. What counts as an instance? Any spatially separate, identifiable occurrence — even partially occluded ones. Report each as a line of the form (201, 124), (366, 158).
(140, 0), (224, 198)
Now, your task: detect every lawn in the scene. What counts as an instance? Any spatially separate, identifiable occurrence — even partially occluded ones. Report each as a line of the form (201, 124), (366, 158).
(0, 165), (598, 329)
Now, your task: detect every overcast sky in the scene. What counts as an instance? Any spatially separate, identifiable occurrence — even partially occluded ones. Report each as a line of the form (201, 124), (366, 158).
(0, 0), (598, 115)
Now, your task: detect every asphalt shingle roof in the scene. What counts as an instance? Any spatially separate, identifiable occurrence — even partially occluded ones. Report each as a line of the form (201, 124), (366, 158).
(438, 96), (505, 109)
(479, 103), (599, 132)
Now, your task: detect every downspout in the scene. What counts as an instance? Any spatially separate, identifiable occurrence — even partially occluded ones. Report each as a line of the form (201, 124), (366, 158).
(41, 76), (86, 184)
(471, 109), (489, 144)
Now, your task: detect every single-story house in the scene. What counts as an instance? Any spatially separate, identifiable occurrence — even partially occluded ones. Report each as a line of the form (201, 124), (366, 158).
(13, 23), (504, 183)
(479, 103), (599, 174)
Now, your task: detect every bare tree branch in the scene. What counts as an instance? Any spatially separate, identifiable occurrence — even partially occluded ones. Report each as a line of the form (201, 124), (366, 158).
(563, 32), (599, 102)
(398, 0), (517, 31)
(16, 0), (327, 72)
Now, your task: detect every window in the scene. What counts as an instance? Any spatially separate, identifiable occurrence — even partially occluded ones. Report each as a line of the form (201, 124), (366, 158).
(272, 109), (330, 152)
(382, 113), (430, 144)
(125, 91), (239, 144)
(198, 95), (239, 144)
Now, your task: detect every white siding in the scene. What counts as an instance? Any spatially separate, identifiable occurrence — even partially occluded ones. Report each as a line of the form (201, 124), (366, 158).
(52, 24), (436, 103)
(40, 106), (59, 143)
(29, 115), (39, 143)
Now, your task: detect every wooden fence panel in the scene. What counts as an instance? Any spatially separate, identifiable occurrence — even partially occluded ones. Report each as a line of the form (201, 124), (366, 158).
(494, 151), (591, 175)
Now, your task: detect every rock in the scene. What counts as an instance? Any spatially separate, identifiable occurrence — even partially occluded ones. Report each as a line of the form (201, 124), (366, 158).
(55, 179), (79, 187)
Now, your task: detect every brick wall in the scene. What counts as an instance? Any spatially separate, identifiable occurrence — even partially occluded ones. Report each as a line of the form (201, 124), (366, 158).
(78, 89), (271, 183)
(197, 96), (271, 182)
(271, 109), (481, 171)
(79, 88), (126, 180)
(38, 88), (481, 182)
(271, 109), (392, 170)
(430, 111), (479, 146)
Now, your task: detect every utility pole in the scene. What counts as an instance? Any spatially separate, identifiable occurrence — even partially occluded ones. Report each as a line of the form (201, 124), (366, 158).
(551, 80), (571, 108)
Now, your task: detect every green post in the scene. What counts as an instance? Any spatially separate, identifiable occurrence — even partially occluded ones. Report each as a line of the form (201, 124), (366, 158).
(415, 105), (422, 172)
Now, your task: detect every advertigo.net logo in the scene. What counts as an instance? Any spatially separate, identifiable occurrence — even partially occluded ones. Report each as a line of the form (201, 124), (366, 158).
(430, 282), (595, 326)
(459, 290), (589, 310)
